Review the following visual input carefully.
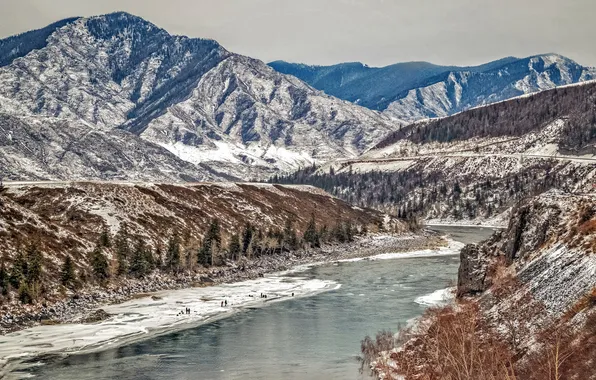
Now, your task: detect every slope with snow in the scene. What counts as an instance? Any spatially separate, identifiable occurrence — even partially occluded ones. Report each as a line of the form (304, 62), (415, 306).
(0, 12), (399, 181)
(270, 55), (596, 122)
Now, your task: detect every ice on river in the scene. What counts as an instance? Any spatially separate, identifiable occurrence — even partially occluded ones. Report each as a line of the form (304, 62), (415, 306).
(0, 273), (338, 372)
(414, 287), (455, 307)
(338, 239), (465, 263)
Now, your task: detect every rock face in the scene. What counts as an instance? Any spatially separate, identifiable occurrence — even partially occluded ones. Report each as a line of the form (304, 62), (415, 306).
(457, 190), (596, 317)
(271, 55), (596, 122)
(0, 12), (398, 181)
(456, 243), (491, 298)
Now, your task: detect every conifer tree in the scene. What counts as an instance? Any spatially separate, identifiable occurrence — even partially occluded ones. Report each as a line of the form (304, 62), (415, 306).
(130, 238), (149, 277)
(114, 224), (131, 276)
(228, 234), (241, 261)
(283, 218), (299, 250)
(9, 250), (27, 289)
(332, 222), (346, 243)
(198, 219), (221, 266)
(145, 245), (156, 272)
(154, 245), (163, 269)
(0, 260), (8, 296)
(303, 213), (320, 248)
(344, 221), (354, 243)
(241, 223), (253, 256)
(99, 227), (111, 248)
(60, 255), (76, 288)
(166, 231), (181, 272)
(319, 225), (328, 243)
(18, 282), (32, 304)
(91, 245), (110, 282)
(26, 243), (43, 286)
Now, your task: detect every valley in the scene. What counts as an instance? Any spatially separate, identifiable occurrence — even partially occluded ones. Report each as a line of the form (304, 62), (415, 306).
(0, 7), (595, 380)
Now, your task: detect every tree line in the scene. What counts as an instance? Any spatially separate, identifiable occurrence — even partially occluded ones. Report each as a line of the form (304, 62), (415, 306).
(375, 82), (596, 153)
(0, 215), (365, 304)
(270, 160), (589, 222)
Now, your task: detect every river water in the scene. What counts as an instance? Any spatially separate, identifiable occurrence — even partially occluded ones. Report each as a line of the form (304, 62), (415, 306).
(23, 228), (494, 380)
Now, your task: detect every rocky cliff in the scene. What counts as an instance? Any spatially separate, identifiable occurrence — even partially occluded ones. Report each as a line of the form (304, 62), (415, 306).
(458, 190), (596, 317)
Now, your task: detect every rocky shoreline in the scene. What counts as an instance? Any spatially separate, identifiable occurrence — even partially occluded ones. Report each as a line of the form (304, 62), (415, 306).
(0, 233), (446, 335)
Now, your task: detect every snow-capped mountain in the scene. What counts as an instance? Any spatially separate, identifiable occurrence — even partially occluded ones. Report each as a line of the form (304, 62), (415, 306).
(270, 55), (596, 122)
(0, 12), (398, 180)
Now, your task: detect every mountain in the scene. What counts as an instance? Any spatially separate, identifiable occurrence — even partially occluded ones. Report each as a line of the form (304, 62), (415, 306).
(271, 81), (596, 224)
(0, 12), (399, 181)
(269, 55), (596, 121)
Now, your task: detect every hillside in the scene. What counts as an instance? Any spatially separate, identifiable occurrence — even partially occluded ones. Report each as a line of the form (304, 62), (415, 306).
(272, 80), (596, 225)
(270, 55), (596, 122)
(368, 191), (596, 379)
(0, 181), (406, 332)
(0, 181), (388, 266)
(0, 12), (398, 181)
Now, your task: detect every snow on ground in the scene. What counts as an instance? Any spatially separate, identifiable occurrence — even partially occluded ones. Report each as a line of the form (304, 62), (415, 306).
(0, 273), (338, 372)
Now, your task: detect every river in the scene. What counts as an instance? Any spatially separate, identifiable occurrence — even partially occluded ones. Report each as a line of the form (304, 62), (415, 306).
(20, 227), (494, 380)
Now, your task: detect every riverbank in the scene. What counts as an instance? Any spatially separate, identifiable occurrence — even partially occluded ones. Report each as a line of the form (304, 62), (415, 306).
(0, 233), (462, 377)
(0, 233), (447, 336)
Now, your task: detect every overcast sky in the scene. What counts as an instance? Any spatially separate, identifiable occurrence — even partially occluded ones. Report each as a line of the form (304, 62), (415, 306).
(2, 0), (595, 67)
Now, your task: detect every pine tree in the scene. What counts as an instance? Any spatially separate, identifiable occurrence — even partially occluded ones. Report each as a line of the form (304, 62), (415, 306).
(145, 246), (156, 272)
(344, 221), (354, 243)
(166, 231), (181, 272)
(332, 222), (346, 243)
(184, 248), (193, 270)
(26, 243), (43, 285)
(60, 255), (76, 288)
(0, 260), (8, 296)
(241, 223), (253, 256)
(198, 219), (221, 266)
(91, 245), (110, 282)
(9, 250), (27, 289)
(114, 224), (130, 276)
(154, 246), (163, 269)
(228, 234), (241, 261)
(18, 282), (32, 304)
(99, 228), (111, 248)
(319, 225), (328, 243)
(129, 239), (149, 277)
(283, 218), (299, 250)
(303, 213), (320, 248)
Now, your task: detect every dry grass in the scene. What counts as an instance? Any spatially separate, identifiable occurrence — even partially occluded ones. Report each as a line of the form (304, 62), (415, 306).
(384, 302), (517, 380)
(369, 296), (596, 380)
(0, 182), (389, 284)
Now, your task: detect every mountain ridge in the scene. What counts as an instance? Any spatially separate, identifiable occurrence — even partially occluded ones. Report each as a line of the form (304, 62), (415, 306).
(0, 12), (399, 181)
(269, 53), (596, 121)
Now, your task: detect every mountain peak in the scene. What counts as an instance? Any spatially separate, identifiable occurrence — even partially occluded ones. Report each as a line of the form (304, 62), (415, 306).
(0, 17), (80, 67)
(84, 11), (168, 41)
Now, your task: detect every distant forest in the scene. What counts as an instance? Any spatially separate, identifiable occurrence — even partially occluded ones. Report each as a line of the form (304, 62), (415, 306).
(270, 160), (591, 221)
(376, 82), (596, 153)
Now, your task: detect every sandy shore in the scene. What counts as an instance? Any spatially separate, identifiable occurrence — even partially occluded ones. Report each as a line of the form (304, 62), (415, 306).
(0, 233), (459, 377)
